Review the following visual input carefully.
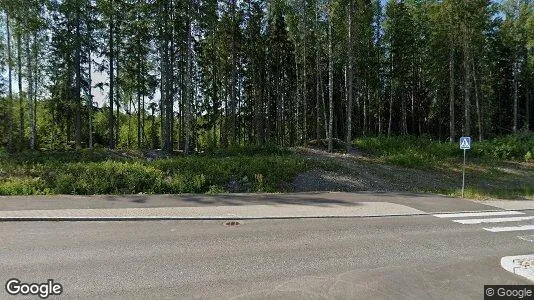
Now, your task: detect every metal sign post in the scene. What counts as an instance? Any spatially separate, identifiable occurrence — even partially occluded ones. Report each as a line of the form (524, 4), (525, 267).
(462, 148), (466, 198)
(459, 137), (471, 198)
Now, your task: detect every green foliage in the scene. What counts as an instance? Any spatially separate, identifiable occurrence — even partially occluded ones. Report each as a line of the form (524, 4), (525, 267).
(200, 144), (292, 157)
(471, 133), (534, 161)
(447, 185), (534, 200)
(0, 148), (307, 195)
(354, 134), (534, 168)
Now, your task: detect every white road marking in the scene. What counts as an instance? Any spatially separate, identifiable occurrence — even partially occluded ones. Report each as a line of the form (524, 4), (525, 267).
(453, 216), (534, 224)
(518, 235), (534, 242)
(433, 211), (525, 218)
(484, 225), (534, 233)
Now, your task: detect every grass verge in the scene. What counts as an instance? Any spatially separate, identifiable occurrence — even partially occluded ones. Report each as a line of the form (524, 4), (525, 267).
(0, 147), (308, 195)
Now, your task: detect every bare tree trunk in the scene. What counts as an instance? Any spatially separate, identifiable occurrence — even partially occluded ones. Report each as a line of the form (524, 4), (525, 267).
(75, 8), (82, 148)
(6, 12), (13, 153)
(33, 31), (38, 148)
(328, 6), (333, 153)
(109, 0), (115, 149)
(449, 44), (455, 142)
(512, 59), (518, 133)
(88, 50), (93, 149)
(17, 32), (23, 142)
(115, 25), (121, 146)
(229, 0), (237, 146)
(463, 37), (471, 136)
(364, 82), (369, 136)
(25, 32), (35, 150)
(159, 41), (166, 149)
(388, 53), (393, 137)
(184, 11), (192, 155)
(159, 2), (168, 151)
(142, 95), (145, 145)
(526, 84), (531, 131)
(137, 91), (141, 148)
(295, 46), (301, 141)
(303, 32), (307, 143)
(401, 89), (407, 135)
(315, 0), (320, 140)
(128, 95), (132, 147)
(346, 2), (354, 152)
(321, 73), (327, 139)
(472, 59), (483, 141)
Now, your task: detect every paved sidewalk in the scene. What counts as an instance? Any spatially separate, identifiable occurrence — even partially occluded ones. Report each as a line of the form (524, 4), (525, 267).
(1, 192), (532, 221)
(0, 192), (508, 212)
(0, 202), (426, 221)
(480, 200), (534, 211)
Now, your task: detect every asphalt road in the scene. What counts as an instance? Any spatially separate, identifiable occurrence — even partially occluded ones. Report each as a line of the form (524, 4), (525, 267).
(1, 214), (533, 299)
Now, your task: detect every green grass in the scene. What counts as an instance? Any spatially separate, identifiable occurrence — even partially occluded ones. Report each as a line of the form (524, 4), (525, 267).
(429, 186), (534, 200)
(0, 146), (308, 195)
(349, 134), (534, 200)
(354, 133), (534, 168)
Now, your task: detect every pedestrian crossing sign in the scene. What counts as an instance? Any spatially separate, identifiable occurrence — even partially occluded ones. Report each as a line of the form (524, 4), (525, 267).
(460, 137), (471, 150)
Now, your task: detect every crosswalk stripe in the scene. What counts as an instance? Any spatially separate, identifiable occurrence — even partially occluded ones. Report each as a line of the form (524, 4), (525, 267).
(483, 225), (534, 232)
(453, 216), (534, 224)
(433, 211), (525, 218)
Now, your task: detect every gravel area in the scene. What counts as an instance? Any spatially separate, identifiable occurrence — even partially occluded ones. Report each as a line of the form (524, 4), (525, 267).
(292, 148), (462, 193)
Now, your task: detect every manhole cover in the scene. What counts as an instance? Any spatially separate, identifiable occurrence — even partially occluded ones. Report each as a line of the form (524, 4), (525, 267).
(224, 221), (241, 227)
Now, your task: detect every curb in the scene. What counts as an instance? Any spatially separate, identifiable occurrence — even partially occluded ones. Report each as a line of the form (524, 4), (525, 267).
(501, 254), (534, 282)
(0, 213), (433, 222)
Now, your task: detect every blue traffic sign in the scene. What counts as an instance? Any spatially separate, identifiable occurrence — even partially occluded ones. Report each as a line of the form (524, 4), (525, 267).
(460, 137), (471, 150)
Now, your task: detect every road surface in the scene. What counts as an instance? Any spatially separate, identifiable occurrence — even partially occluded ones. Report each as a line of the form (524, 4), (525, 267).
(1, 207), (533, 299)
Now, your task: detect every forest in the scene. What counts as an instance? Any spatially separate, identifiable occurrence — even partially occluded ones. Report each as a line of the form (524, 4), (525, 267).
(0, 0), (533, 154)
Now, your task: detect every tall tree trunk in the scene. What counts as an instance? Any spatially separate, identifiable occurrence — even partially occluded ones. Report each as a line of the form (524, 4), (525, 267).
(322, 73), (328, 139)
(128, 95), (132, 147)
(346, 2), (354, 152)
(315, 0), (320, 140)
(472, 59), (483, 141)
(295, 46), (301, 141)
(328, 6), (333, 153)
(142, 95), (145, 146)
(115, 26), (121, 146)
(463, 37), (471, 136)
(17, 32), (23, 142)
(401, 88), (407, 135)
(160, 37), (166, 149)
(526, 83), (531, 131)
(137, 90), (141, 148)
(109, 0), (115, 149)
(26, 33), (35, 150)
(303, 32), (307, 143)
(449, 44), (455, 142)
(512, 59), (518, 133)
(184, 11), (192, 155)
(88, 49), (93, 149)
(75, 8), (82, 149)
(163, 0), (173, 154)
(6, 12), (13, 153)
(32, 31), (38, 148)
(364, 82), (369, 136)
(388, 53), (393, 136)
(229, 0), (237, 146)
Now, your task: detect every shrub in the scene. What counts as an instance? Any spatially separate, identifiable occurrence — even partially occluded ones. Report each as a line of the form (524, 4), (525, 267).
(0, 149), (308, 195)
(354, 133), (534, 168)
(54, 162), (164, 194)
(0, 178), (49, 195)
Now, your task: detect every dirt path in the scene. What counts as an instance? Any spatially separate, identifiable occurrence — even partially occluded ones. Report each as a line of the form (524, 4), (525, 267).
(292, 148), (534, 199)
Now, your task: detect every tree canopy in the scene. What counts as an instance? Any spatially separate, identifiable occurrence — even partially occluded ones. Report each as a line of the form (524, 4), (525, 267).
(0, 0), (533, 153)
